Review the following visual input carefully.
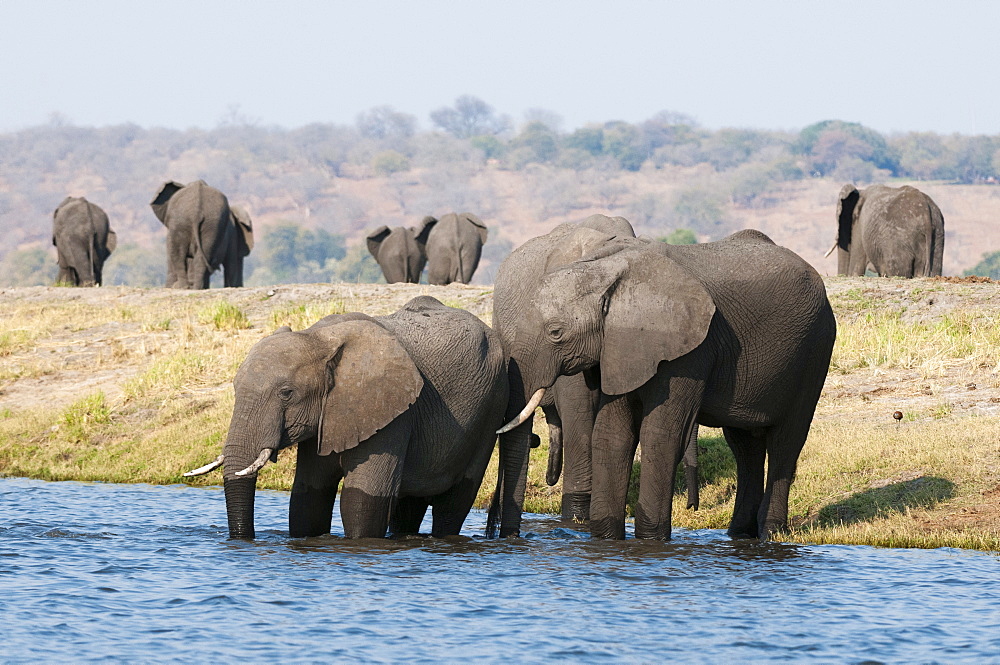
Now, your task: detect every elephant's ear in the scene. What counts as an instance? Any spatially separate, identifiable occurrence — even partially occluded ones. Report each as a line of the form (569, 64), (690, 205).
(230, 206), (254, 254)
(105, 229), (117, 255)
(599, 247), (716, 396)
(150, 181), (184, 224)
(314, 320), (423, 456)
(836, 184), (859, 248)
(544, 227), (620, 272)
(413, 216), (437, 244)
(462, 213), (488, 245)
(366, 226), (392, 258)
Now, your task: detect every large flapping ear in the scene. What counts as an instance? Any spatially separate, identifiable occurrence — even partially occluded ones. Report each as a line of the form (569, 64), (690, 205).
(413, 216), (437, 244)
(544, 226), (621, 272)
(312, 320), (423, 456)
(230, 205), (254, 254)
(461, 212), (488, 245)
(150, 181), (185, 224)
(597, 246), (716, 396)
(105, 229), (117, 255)
(836, 185), (859, 243)
(366, 226), (392, 258)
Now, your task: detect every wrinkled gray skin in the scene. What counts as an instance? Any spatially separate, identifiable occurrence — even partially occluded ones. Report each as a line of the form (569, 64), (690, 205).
(52, 197), (117, 286)
(150, 180), (254, 289)
(216, 296), (508, 539)
(423, 212), (488, 285)
(835, 184), (945, 277)
(489, 215), (699, 534)
(366, 221), (433, 283)
(494, 227), (835, 542)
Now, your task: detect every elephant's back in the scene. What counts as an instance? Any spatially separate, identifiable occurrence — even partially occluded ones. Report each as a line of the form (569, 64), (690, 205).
(379, 297), (507, 489)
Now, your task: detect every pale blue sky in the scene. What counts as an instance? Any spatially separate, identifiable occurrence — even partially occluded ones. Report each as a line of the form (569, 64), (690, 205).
(1, 0), (998, 134)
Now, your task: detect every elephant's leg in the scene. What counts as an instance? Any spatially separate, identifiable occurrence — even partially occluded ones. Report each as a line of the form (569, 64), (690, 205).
(589, 393), (640, 539)
(723, 426), (766, 539)
(757, 419), (811, 540)
(429, 427), (499, 537)
(339, 421), (410, 538)
(554, 372), (599, 521)
(165, 232), (187, 288)
(632, 387), (701, 540)
(541, 402), (563, 487)
(390, 496), (428, 536)
(57, 265), (76, 285)
(683, 425), (700, 510)
(223, 252), (244, 288)
(289, 441), (342, 538)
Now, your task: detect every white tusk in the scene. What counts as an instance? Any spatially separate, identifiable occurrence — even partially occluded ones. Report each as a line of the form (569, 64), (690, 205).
(497, 388), (546, 434)
(823, 242), (838, 259)
(235, 449), (273, 477)
(183, 455), (224, 477)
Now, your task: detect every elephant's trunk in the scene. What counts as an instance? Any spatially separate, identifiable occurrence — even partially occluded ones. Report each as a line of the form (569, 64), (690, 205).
(224, 476), (257, 539)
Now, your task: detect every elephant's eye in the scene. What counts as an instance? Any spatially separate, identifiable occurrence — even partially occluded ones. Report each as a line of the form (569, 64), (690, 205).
(278, 387), (294, 400)
(547, 325), (564, 342)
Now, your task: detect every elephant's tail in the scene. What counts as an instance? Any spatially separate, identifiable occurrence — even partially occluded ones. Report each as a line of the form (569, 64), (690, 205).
(193, 216), (214, 273)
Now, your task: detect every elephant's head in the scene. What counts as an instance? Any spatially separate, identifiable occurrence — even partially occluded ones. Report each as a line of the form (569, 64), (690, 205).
(499, 241), (715, 430)
(833, 184), (861, 274)
(188, 315), (423, 539)
(150, 181), (185, 225)
(459, 212), (489, 245)
(230, 205), (254, 257)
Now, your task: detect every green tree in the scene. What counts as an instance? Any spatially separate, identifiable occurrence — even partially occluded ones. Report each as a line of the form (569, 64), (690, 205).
(602, 121), (646, 171)
(964, 250), (1000, 279)
(104, 244), (166, 287)
(0, 247), (54, 286)
(429, 95), (509, 139)
(371, 150), (411, 175)
(332, 245), (384, 283)
(796, 120), (898, 176)
(661, 228), (698, 245)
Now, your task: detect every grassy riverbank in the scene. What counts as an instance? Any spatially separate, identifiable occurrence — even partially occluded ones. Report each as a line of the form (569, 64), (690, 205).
(1, 278), (999, 551)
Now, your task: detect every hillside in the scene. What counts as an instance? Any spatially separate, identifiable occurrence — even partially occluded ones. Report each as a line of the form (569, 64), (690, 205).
(0, 277), (998, 550)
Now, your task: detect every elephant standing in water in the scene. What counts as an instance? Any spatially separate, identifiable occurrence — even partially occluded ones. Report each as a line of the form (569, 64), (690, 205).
(366, 221), (433, 283)
(423, 212), (488, 285)
(186, 296), (508, 540)
(490, 214), (700, 526)
(150, 180), (254, 289)
(829, 184), (945, 277)
(491, 227), (835, 542)
(52, 197), (117, 286)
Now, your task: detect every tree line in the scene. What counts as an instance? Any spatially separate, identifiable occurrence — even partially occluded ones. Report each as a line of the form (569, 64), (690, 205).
(3, 95), (1000, 286)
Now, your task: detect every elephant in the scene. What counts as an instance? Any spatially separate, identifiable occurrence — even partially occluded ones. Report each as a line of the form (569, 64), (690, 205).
(828, 184), (945, 277)
(52, 197), (117, 286)
(150, 180), (254, 289)
(491, 226), (836, 542)
(185, 296), (508, 540)
(488, 214), (699, 529)
(422, 212), (488, 285)
(366, 221), (433, 283)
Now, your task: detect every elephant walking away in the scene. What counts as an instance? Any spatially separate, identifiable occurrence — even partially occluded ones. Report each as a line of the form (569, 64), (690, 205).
(827, 184), (945, 277)
(150, 180), (253, 289)
(493, 227), (835, 542)
(185, 296), (508, 540)
(366, 220), (433, 283)
(52, 197), (116, 286)
(422, 212), (488, 285)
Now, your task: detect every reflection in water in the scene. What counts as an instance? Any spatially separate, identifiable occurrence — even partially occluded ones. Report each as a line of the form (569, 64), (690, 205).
(1, 477), (998, 663)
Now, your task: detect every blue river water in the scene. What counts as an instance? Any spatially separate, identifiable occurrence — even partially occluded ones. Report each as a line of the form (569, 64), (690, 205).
(1, 476), (998, 663)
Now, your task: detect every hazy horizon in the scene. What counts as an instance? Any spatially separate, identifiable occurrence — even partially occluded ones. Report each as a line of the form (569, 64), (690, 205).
(3, 1), (1000, 136)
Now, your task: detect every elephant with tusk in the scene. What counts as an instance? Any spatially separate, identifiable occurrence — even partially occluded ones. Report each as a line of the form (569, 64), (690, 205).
(186, 296), (508, 540)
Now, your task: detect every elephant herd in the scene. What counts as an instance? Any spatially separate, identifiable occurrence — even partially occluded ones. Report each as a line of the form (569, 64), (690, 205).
(50, 180), (946, 542)
(365, 212), (488, 285)
(185, 210), (843, 544)
(51, 180), (489, 288)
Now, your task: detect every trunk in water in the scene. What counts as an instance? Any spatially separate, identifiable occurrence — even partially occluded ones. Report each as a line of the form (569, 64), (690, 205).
(224, 476), (257, 539)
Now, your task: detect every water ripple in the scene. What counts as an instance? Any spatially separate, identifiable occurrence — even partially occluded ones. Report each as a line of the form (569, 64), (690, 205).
(1, 477), (998, 663)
